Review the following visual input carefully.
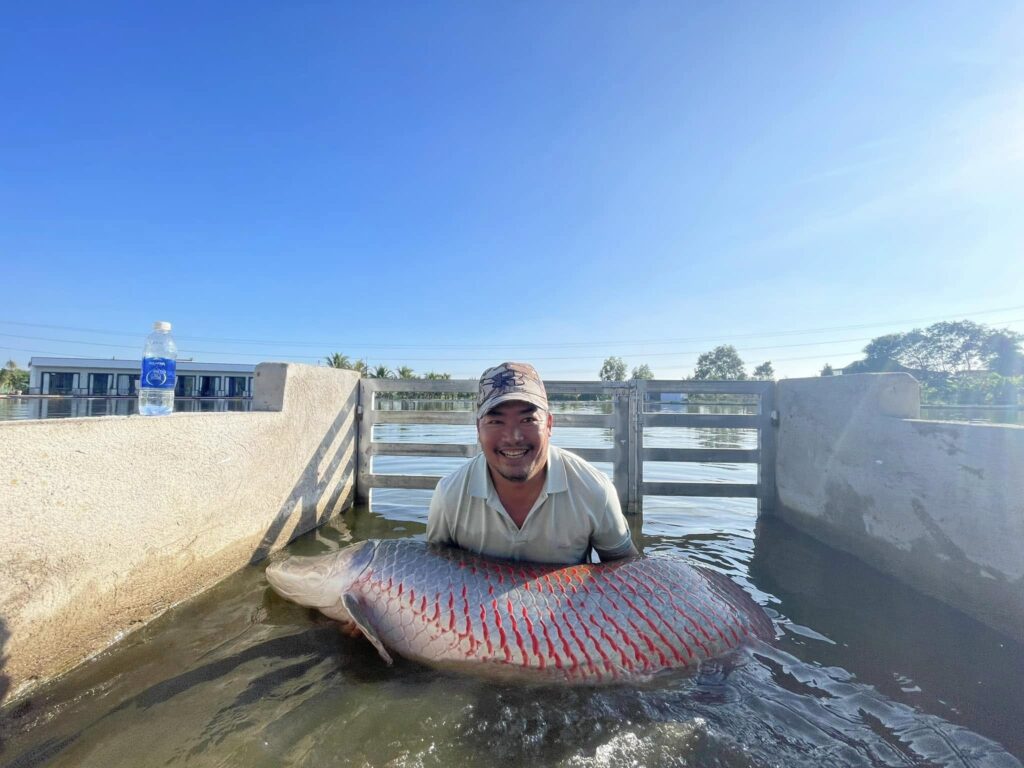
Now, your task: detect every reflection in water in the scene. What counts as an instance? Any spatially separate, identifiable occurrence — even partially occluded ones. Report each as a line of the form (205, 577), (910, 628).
(749, 516), (1024, 758)
(0, 397), (251, 421)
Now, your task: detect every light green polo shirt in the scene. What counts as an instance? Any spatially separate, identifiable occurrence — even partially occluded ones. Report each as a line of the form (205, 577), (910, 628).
(426, 445), (633, 564)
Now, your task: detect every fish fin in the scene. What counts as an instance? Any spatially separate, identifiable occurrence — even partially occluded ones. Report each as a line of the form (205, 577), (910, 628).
(342, 593), (393, 665)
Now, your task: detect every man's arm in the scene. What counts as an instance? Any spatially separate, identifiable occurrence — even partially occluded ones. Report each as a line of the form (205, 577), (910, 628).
(426, 483), (453, 546)
(591, 476), (639, 562)
(594, 539), (639, 562)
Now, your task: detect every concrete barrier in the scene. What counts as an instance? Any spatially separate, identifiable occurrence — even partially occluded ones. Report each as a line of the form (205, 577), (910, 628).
(774, 373), (1024, 643)
(0, 363), (359, 703)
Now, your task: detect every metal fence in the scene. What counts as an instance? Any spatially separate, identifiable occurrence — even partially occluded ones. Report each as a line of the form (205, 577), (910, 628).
(356, 378), (777, 515)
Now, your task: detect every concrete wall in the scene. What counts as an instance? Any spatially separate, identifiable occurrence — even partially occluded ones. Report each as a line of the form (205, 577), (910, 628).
(0, 363), (359, 703)
(774, 373), (1024, 643)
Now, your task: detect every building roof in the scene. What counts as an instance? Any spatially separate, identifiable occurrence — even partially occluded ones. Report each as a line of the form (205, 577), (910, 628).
(28, 357), (256, 374)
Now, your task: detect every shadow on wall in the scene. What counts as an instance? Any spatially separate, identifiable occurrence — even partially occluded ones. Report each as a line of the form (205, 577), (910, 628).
(249, 385), (359, 565)
(0, 616), (9, 753)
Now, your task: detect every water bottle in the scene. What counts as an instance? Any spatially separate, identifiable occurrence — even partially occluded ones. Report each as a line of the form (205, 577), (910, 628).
(139, 321), (177, 416)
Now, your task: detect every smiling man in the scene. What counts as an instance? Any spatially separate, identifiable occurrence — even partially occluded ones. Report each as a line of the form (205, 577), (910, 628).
(426, 362), (638, 564)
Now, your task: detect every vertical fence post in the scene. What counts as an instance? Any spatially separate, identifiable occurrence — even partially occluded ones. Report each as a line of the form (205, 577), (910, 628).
(355, 379), (372, 506)
(757, 381), (778, 515)
(612, 385), (631, 513)
(627, 379), (645, 514)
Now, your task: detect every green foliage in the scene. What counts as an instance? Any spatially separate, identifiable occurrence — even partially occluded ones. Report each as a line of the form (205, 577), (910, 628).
(751, 361), (775, 380)
(820, 363), (834, 376)
(849, 321), (1024, 404)
(986, 331), (1024, 376)
(693, 345), (747, 380)
(921, 373), (1021, 406)
(324, 355), (452, 381)
(325, 352), (352, 369)
(0, 360), (29, 393)
(599, 356), (627, 382)
(631, 364), (654, 380)
(853, 321), (1021, 376)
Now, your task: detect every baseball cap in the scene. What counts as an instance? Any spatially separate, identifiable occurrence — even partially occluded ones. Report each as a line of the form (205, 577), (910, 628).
(476, 362), (549, 419)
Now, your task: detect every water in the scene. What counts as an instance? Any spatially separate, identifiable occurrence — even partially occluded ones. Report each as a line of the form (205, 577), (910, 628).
(919, 405), (1023, 426)
(1, 403), (1021, 766)
(0, 397), (252, 421)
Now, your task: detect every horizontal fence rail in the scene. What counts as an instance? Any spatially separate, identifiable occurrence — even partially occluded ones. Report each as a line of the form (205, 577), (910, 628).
(355, 378), (777, 514)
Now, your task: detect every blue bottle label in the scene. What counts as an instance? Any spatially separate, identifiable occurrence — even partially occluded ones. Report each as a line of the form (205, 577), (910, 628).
(142, 357), (176, 389)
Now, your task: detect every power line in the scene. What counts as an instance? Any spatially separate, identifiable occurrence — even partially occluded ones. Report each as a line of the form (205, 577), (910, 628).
(2, 317), (1022, 364)
(0, 304), (1022, 350)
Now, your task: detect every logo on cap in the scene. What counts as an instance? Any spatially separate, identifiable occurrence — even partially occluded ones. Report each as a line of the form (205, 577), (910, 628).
(476, 362), (548, 419)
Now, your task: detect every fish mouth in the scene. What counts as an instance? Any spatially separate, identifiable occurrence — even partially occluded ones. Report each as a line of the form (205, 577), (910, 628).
(265, 541), (376, 608)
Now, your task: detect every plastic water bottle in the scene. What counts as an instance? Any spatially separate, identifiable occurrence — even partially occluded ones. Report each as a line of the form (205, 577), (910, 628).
(139, 321), (177, 416)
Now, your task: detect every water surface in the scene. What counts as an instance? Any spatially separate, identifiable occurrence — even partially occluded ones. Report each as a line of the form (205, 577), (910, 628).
(1, 404), (1021, 767)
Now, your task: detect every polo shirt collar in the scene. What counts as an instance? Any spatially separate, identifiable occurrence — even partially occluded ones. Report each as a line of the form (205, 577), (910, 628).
(469, 445), (568, 498)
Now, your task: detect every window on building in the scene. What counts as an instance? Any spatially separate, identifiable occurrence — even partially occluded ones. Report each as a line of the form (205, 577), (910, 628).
(47, 372), (76, 395)
(89, 373), (111, 395)
(226, 376), (248, 397)
(199, 376), (219, 397)
(176, 376), (197, 397)
(117, 374), (139, 395)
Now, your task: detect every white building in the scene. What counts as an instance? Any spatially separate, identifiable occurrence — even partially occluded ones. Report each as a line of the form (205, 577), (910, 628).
(28, 357), (255, 397)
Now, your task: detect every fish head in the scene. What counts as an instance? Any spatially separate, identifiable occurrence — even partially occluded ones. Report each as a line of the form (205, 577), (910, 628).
(265, 540), (377, 621)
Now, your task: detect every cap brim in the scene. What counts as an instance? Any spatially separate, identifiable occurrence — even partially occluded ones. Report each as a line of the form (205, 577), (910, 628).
(476, 392), (549, 420)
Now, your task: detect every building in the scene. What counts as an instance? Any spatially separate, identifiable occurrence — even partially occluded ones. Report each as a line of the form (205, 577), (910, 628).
(28, 357), (256, 397)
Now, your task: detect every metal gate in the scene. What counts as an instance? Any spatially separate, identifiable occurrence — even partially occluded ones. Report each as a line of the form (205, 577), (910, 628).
(356, 378), (776, 514)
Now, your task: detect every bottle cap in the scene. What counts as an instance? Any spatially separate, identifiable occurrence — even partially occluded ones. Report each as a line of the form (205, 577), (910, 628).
(153, 321), (172, 332)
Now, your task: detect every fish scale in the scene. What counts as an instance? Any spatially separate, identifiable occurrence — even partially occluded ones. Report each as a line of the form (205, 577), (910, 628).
(266, 539), (774, 683)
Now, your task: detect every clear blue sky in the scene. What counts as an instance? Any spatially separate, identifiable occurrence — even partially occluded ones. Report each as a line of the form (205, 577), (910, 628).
(2, 1), (1022, 379)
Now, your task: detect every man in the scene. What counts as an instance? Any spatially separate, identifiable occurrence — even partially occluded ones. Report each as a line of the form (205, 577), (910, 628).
(427, 362), (638, 564)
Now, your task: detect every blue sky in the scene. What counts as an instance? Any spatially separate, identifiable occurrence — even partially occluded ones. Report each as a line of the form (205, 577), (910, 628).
(2, 1), (1022, 379)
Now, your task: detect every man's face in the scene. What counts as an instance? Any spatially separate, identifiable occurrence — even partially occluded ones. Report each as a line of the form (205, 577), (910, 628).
(477, 401), (553, 484)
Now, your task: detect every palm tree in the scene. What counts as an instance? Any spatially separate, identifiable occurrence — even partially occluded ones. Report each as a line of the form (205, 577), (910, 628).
(396, 366), (416, 379)
(325, 353), (352, 369)
(371, 364), (394, 379)
(0, 359), (15, 392)
(351, 359), (369, 377)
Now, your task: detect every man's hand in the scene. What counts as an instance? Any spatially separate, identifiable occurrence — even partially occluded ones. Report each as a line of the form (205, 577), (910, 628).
(338, 619), (363, 638)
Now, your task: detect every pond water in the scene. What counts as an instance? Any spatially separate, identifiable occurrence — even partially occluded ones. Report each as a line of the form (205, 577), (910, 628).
(1, 405), (1021, 767)
(919, 405), (1023, 426)
(0, 397), (252, 421)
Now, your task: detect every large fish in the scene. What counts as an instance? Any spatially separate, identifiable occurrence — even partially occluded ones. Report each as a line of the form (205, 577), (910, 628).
(265, 539), (773, 683)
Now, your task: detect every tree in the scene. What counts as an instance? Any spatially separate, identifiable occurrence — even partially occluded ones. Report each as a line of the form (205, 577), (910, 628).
(851, 321), (1016, 376)
(0, 359), (27, 393)
(631, 364), (654, 380)
(985, 330), (1024, 376)
(599, 356), (627, 381)
(351, 360), (369, 377)
(371, 364), (393, 379)
(396, 366), (416, 379)
(820, 363), (835, 376)
(324, 352), (352, 369)
(751, 361), (775, 380)
(845, 333), (910, 374)
(693, 345), (746, 380)
(423, 371), (452, 380)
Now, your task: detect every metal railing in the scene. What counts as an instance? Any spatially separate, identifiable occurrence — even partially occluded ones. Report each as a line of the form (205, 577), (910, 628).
(356, 378), (777, 514)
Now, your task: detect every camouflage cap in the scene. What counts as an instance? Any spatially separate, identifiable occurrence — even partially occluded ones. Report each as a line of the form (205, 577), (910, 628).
(476, 362), (548, 419)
